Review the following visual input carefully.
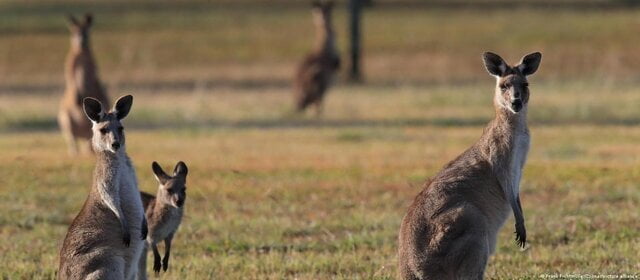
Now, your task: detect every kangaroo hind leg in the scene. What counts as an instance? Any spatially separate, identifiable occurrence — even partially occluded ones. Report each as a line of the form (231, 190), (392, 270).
(58, 112), (78, 155)
(85, 257), (125, 280)
(450, 235), (489, 280)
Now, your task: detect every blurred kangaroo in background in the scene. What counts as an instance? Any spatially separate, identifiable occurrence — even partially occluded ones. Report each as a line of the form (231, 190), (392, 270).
(137, 161), (188, 280)
(59, 95), (147, 280)
(58, 14), (110, 155)
(293, 0), (340, 116)
(398, 52), (542, 280)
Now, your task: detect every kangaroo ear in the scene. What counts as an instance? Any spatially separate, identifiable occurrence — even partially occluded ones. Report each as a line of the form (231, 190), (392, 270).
(152, 162), (171, 184)
(483, 52), (508, 77)
(84, 13), (93, 27)
(67, 15), (80, 27)
(173, 161), (188, 177)
(114, 95), (133, 120)
(517, 52), (542, 76)
(83, 97), (103, 122)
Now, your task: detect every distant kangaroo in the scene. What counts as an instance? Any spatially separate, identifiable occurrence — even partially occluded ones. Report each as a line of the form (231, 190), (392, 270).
(293, 0), (340, 116)
(137, 161), (189, 280)
(58, 14), (110, 155)
(59, 95), (147, 280)
(398, 52), (542, 280)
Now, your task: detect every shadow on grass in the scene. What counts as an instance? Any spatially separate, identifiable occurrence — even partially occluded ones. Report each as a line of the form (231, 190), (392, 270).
(198, 117), (489, 130)
(1, 117), (489, 133)
(0, 78), (290, 96)
(5, 116), (640, 134)
(1, 118), (59, 132)
(0, 77), (486, 96)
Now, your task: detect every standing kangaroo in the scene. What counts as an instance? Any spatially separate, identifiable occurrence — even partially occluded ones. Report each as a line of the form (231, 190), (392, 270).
(58, 14), (110, 155)
(137, 161), (189, 280)
(293, 0), (340, 116)
(59, 95), (147, 280)
(398, 52), (542, 280)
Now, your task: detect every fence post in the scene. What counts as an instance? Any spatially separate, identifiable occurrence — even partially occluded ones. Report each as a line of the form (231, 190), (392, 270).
(348, 0), (363, 82)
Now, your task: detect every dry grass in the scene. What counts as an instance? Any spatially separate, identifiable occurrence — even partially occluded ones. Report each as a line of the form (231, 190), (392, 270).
(1, 81), (640, 278)
(0, 1), (639, 86)
(0, 1), (639, 279)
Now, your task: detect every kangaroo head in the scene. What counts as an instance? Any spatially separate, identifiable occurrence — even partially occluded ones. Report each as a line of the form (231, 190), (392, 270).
(312, 0), (334, 27)
(152, 161), (189, 208)
(83, 95), (133, 154)
(67, 14), (93, 50)
(483, 52), (542, 114)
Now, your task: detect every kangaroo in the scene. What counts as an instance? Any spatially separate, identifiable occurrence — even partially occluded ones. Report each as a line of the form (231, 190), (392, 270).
(58, 95), (147, 280)
(397, 52), (542, 280)
(58, 14), (110, 155)
(293, 0), (340, 116)
(137, 161), (189, 280)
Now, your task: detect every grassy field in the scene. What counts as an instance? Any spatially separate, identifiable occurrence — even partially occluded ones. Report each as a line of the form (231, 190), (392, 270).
(1, 0), (640, 85)
(1, 83), (639, 279)
(0, 1), (639, 279)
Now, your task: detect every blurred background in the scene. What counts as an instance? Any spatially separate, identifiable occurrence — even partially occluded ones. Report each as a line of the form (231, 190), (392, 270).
(0, 0), (639, 279)
(2, 0), (640, 128)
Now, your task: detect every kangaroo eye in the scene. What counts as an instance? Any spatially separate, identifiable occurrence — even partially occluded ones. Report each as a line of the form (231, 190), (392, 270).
(118, 127), (124, 132)
(99, 128), (108, 134)
(523, 82), (529, 87)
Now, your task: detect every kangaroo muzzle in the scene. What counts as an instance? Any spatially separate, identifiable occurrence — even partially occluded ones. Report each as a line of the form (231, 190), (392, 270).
(175, 197), (184, 208)
(511, 99), (523, 112)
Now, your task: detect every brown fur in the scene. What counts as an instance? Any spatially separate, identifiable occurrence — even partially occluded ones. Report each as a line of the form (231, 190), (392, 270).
(398, 52), (542, 280)
(293, 0), (340, 115)
(58, 155), (130, 280)
(58, 14), (109, 155)
(137, 162), (188, 279)
(58, 96), (146, 280)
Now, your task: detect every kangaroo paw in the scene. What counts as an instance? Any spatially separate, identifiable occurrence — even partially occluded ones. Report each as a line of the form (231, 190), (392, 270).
(153, 256), (162, 275)
(515, 222), (527, 248)
(162, 257), (169, 272)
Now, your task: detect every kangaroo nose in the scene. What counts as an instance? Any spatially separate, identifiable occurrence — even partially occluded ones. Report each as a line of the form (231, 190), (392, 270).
(176, 198), (184, 207)
(112, 142), (120, 150)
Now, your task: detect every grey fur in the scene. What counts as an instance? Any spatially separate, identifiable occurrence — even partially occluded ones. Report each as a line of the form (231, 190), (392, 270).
(58, 95), (146, 280)
(137, 161), (188, 279)
(58, 14), (109, 155)
(293, 0), (340, 115)
(397, 52), (542, 280)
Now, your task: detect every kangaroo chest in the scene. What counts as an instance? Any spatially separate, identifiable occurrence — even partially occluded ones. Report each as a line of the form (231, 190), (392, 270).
(509, 130), (530, 195)
(150, 208), (183, 242)
(118, 156), (144, 230)
(485, 130), (530, 253)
